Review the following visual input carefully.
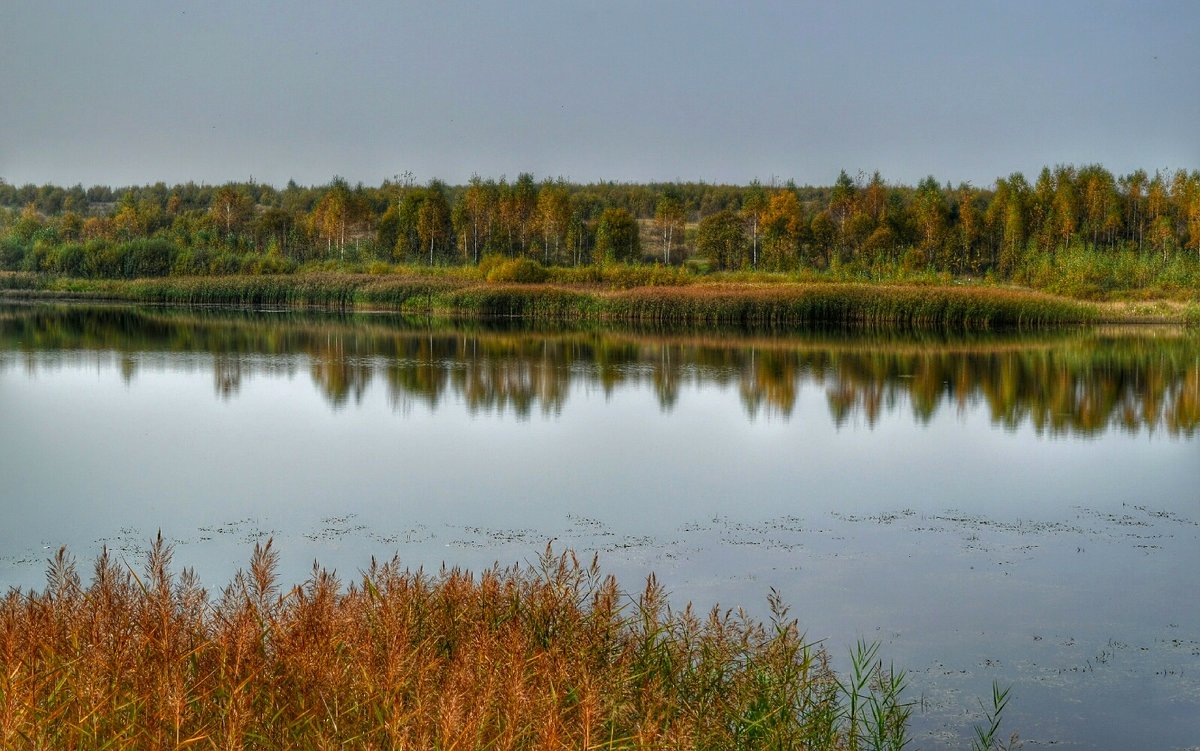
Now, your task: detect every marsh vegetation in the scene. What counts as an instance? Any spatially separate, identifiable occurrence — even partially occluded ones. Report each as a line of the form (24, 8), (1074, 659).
(1, 303), (1196, 748)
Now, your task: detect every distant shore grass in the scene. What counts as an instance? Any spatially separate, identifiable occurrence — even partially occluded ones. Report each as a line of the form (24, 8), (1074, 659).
(0, 270), (1103, 327)
(1, 540), (921, 750)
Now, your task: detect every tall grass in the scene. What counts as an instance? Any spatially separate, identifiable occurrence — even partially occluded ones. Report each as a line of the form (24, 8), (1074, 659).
(0, 540), (927, 750)
(7, 273), (1097, 327)
(601, 283), (1094, 328)
(1016, 244), (1200, 300)
(1185, 303), (1200, 327)
(0, 271), (38, 291)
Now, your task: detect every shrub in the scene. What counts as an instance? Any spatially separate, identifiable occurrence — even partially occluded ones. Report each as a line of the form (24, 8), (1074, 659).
(476, 253), (507, 278)
(0, 236), (29, 270)
(82, 239), (121, 278)
(485, 258), (549, 283)
(240, 253), (297, 275)
(172, 248), (212, 276)
(118, 238), (178, 278)
(51, 242), (86, 277)
(208, 252), (243, 276)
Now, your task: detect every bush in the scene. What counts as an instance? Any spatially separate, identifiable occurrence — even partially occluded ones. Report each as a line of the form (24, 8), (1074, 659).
(0, 236), (28, 271)
(208, 252), (242, 276)
(51, 243), (86, 277)
(118, 238), (177, 278)
(82, 240), (120, 278)
(172, 248), (212, 276)
(476, 253), (506, 278)
(240, 253), (297, 275)
(485, 258), (549, 283)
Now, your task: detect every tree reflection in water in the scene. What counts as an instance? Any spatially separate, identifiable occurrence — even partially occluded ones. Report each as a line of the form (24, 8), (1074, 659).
(2, 304), (1197, 436)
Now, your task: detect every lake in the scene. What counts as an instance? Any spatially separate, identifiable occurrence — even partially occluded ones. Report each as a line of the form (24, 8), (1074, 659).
(1, 301), (1197, 749)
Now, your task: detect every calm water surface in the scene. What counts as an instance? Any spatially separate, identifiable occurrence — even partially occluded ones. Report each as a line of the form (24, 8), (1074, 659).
(1, 302), (1198, 749)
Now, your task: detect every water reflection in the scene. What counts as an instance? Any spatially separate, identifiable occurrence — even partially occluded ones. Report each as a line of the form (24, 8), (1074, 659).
(2, 303), (1198, 436)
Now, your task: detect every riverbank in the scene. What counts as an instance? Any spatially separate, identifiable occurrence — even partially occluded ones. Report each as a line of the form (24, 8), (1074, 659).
(0, 272), (1123, 327)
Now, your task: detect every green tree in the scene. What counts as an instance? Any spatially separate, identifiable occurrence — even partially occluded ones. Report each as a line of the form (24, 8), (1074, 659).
(255, 207), (295, 257)
(695, 210), (748, 271)
(956, 184), (983, 273)
(809, 211), (836, 267)
(594, 207), (640, 264)
(1000, 173), (1030, 276)
(829, 169), (858, 256)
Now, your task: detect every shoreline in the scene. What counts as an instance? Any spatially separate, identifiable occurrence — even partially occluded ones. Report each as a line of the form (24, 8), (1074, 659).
(2, 270), (1196, 325)
(0, 272), (1155, 327)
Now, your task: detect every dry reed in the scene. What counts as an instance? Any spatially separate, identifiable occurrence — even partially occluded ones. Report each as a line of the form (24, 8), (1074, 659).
(0, 538), (914, 750)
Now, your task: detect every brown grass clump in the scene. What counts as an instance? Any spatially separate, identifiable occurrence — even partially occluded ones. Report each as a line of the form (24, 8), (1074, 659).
(0, 538), (914, 750)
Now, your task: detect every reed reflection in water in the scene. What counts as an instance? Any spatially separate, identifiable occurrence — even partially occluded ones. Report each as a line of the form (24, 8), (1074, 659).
(2, 303), (1197, 437)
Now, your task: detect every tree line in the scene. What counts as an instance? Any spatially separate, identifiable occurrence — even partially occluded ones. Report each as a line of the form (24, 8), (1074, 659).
(1, 165), (1198, 280)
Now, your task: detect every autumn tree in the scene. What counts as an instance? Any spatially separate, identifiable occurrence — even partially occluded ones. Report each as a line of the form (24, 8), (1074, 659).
(58, 211), (83, 243)
(1001, 174), (1030, 276)
(760, 190), (804, 270)
(565, 198), (592, 266)
(953, 184), (982, 273)
(112, 194), (148, 241)
(500, 173), (538, 257)
(312, 178), (352, 258)
(1119, 169), (1148, 251)
(209, 185), (254, 246)
(654, 194), (686, 265)
(1052, 164), (1080, 252)
(911, 177), (948, 263)
(417, 180), (452, 265)
(536, 179), (571, 264)
(1186, 172), (1200, 260)
(460, 175), (497, 264)
(1079, 164), (1117, 250)
(841, 171), (887, 262)
(742, 181), (768, 268)
(1147, 171), (1171, 260)
(1030, 167), (1057, 253)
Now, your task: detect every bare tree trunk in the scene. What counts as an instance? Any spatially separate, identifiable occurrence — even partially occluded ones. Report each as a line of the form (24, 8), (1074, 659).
(752, 217), (758, 268)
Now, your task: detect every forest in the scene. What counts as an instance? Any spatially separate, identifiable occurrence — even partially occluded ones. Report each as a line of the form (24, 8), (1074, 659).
(2, 165), (1199, 299)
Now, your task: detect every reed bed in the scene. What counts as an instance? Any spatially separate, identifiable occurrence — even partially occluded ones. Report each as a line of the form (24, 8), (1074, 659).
(0, 272), (38, 291)
(6, 273), (1098, 327)
(601, 283), (1093, 328)
(0, 540), (918, 751)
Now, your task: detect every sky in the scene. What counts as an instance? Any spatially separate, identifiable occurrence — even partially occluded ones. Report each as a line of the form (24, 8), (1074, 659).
(1, 0), (1197, 189)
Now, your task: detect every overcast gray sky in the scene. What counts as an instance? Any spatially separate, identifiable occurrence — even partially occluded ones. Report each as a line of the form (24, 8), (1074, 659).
(2, 0), (1197, 188)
